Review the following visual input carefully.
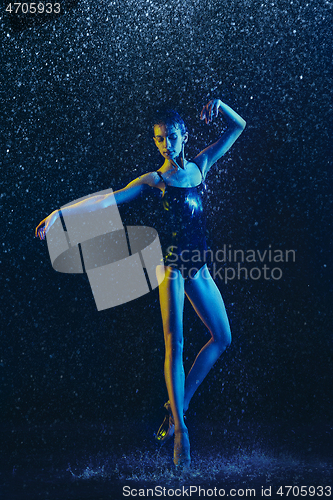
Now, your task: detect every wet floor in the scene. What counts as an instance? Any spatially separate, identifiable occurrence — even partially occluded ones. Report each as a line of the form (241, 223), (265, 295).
(1, 419), (332, 499)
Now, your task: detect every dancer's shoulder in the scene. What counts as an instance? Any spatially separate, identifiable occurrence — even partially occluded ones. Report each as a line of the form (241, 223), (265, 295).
(129, 171), (160, 186)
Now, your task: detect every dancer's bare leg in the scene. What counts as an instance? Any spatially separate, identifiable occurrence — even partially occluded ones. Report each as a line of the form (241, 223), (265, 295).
(158, 266), (187, 432)
(183, 265), (231, 413)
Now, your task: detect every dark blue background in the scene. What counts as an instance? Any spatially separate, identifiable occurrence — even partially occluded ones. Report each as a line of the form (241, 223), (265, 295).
(1, 0), (332, 497)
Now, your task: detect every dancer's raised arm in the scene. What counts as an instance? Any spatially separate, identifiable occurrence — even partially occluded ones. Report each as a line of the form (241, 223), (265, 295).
(194, 99), (246, 179)
(35, 172), (156, 240)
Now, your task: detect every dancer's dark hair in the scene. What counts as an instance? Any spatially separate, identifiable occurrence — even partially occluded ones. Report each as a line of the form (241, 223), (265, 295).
(152, 109), (187, 136)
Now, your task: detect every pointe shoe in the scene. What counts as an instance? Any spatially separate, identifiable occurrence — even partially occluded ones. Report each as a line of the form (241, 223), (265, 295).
(173, 428), (191, 468)
(155, 401), (175, 443)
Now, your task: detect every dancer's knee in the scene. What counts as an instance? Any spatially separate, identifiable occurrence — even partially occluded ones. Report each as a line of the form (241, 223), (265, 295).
(213, 326), (232, 353)
(164, 330), (184, 354)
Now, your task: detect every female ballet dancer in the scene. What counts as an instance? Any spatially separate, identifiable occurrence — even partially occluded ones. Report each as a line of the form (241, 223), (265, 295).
(36, 98), (246, 468)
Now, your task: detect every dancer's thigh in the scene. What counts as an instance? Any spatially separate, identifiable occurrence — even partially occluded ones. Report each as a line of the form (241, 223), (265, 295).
(185, 265), (231, 345)
(158, 266), (185, 342)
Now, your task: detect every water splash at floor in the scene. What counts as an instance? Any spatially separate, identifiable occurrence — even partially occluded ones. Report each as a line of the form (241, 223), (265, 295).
(2, 420), (332, 499)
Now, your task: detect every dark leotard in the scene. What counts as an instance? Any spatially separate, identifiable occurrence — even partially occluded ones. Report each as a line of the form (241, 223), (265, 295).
(155, 164), (208, 279)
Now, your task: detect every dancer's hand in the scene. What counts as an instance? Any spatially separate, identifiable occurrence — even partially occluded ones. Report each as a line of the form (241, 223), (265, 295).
(200, 99), (222, 124)
(35, 210), (58, 240)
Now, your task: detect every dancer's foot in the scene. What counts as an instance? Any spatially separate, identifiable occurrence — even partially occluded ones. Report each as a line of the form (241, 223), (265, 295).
(155, 401), (175, 443)
(173, 428), (191, 468)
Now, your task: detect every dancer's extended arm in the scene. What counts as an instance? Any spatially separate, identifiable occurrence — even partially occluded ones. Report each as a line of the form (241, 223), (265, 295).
(35, 173), (154, 240)
(195, 99), (246, 179)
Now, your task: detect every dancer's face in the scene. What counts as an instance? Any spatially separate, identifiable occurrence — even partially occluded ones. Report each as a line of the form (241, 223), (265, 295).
(153, 123), (187, 161)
